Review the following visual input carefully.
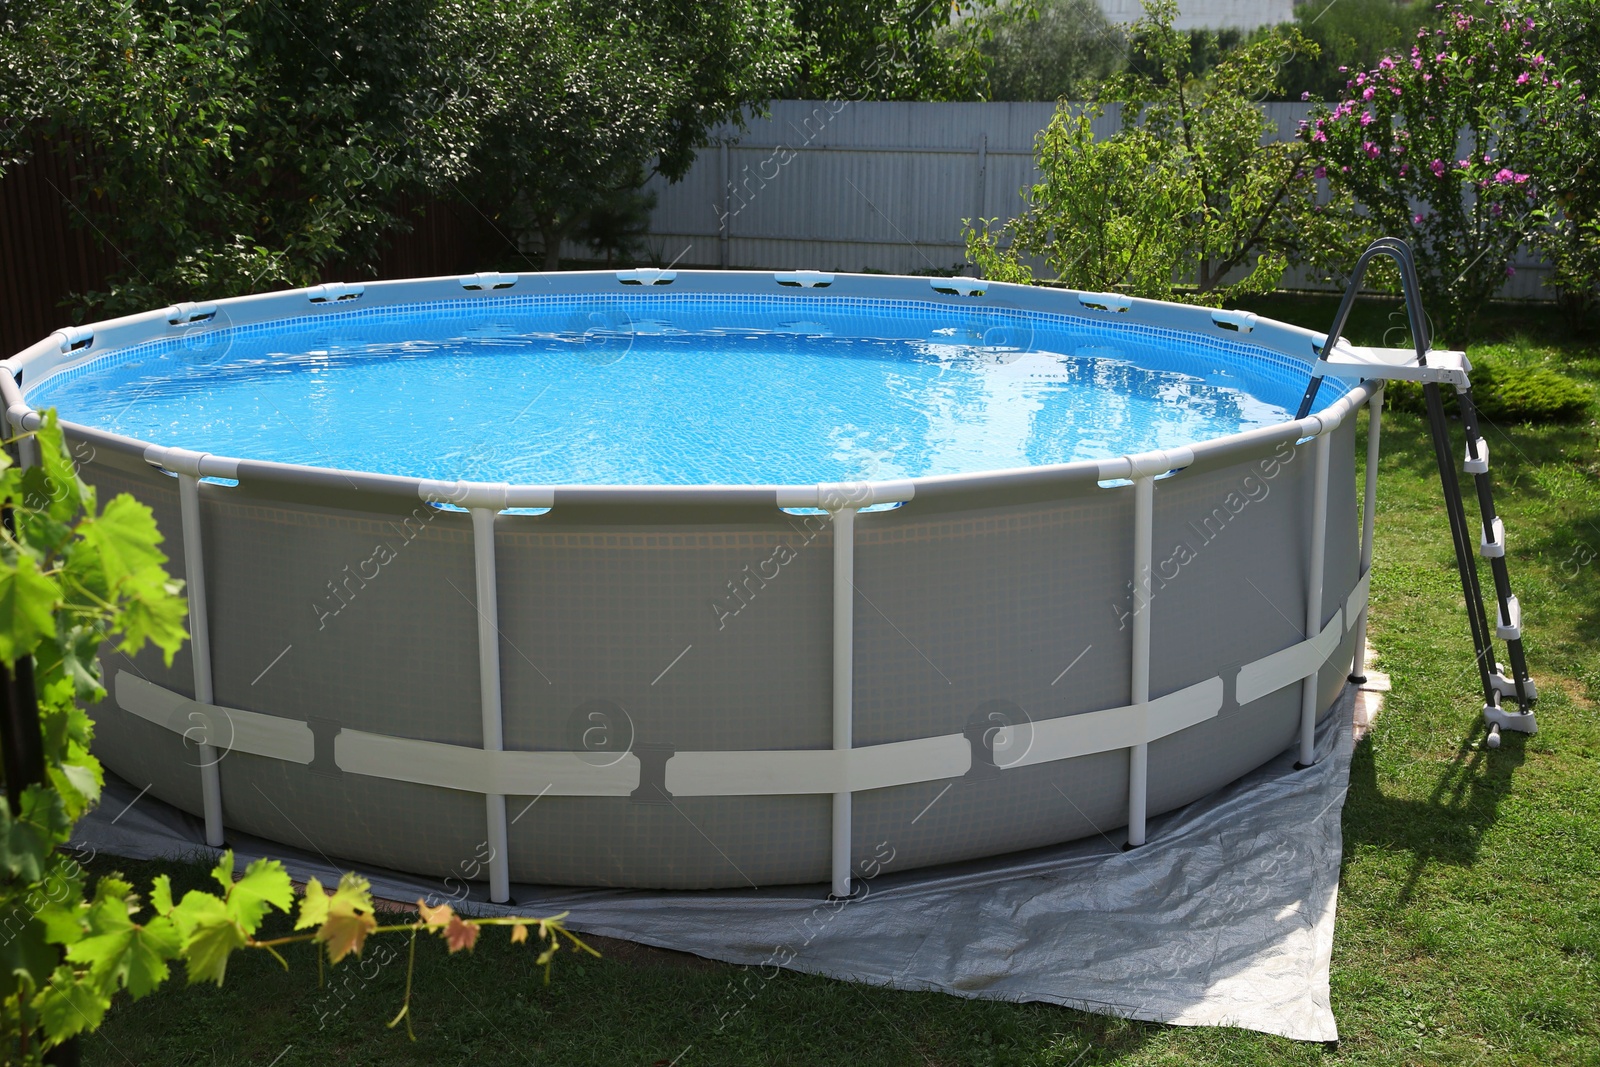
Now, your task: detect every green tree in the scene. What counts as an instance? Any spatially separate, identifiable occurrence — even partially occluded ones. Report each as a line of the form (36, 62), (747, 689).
(434, 0), (796, 270)
(0, 0), (799, 309)
(979, 0), (1125, 102)
(791, 0), (1003, 101)
(967, 0), (1344, 304)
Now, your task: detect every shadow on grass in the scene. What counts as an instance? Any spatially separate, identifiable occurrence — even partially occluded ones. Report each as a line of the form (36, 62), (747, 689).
(1343, 722), (1527, 906)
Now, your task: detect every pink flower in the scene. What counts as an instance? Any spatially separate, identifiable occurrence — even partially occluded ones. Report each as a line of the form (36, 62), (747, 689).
(1494, 168), (1530, 184)
(1363, 87), (1375, 100)
(1505, 265), (1516, 277)
(1458, 158), (1471, 169)
(1413, 57), (1423, 69)
(1517, 72), (1530, 84)
(1314, 166), (1327, 179)
(1414, 213), (1425, 224)
(1361, 111), (1374, 126)
(1483, 154), (1492, 164)
(1364, 142), (1381, 158)
(1380, 57), (1396, 70)
(1312, 129), (1327, 143)
(1302, 91), (1311, 101)
(1399, 164), (1409, 176)
(1431, 159), (1446, 177)
(1436, 52), (1448, 62)
(1491, 202), (1504, 217)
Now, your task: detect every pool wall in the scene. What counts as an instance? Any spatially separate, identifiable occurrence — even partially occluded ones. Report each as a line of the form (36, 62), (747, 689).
(2, 270), (1378, 897)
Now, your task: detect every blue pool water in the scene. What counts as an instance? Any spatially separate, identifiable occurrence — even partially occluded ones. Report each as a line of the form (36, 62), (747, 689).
(31, 297), (1313, 485)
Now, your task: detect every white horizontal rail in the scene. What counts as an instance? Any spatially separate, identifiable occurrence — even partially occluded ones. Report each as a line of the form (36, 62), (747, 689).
(1236, 608), (1345, 707)
(116, 673), (315, 764)
(116, 630), (1351, 803)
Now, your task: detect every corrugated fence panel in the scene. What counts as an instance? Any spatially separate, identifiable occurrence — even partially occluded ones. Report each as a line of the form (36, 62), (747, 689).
(643, 100), (1553, 296)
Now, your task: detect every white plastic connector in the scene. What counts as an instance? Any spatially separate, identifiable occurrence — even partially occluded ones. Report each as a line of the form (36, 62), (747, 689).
(459, 272), (517, 291)
(166, 302), (218, 325)
(306, 283), (365, 304)
(51, 326), (94, 354)
(1210, 309), (1257, 333)
(1464, 437), (1488, 475)
(6, 403), (40, 433)
(1097, 446), (1196, 483)
(1480, 516), (1505, 559)
(1483, 702), (1536, 739)
(616, 268), (675, 285)
(1078, 292), (1132, 313)
(143, 445), (240, 480)
(1496, 595), (1521, 641)
(774, 271), (833, 288)
(930, 278), (987, 297)
(774, 480), (916, 510)
(1490, 666), (1536, 702)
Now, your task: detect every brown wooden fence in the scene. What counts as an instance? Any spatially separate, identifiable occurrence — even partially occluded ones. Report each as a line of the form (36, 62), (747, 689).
(0, 144), (490, 356)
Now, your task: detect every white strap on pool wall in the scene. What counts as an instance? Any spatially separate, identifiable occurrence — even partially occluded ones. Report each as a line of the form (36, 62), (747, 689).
(1235, 608), (1346, 707)
(667, 734), (971, 797)
(334, 730), (640, 796)
(111, 583), (1357, 802)
(1002, 676), (1224, 769)
(115, 672), (316, 764)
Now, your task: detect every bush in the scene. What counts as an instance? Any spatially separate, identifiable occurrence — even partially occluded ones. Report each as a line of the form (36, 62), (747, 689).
(1383, 360), (1590, 423)
(1308, 0), (1581, 343)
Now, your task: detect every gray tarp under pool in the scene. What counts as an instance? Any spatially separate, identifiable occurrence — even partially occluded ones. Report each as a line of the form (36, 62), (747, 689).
(73, 686), (1356, 1044)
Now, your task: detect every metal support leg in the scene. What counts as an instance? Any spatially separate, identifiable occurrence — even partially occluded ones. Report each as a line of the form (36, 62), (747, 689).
(1298, 432), (1331, 768)
(1126, 475), (1153, 847)
(830, 506), (857, 897)
(470, 506), (511, 904)
(1352, 386), (1382, 684)
(177, 472), (225, 847)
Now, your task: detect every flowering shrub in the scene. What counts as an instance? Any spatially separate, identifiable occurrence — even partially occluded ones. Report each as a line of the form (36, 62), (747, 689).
(1307, 0), (1579, 341)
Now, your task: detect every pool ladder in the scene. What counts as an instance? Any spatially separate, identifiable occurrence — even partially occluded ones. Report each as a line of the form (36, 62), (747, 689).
(1297, 238), (1536, 747)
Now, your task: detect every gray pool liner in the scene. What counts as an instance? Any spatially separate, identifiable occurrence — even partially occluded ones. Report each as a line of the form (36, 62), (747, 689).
(73, 685), (1355, 1043)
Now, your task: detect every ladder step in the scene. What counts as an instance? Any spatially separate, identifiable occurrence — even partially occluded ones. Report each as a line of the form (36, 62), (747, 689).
(1496, 595), (1521, 641)
(1464, 437), (1489, 475)
(1480, 516), (1505, 559)
(1491, 666), (1536, 702)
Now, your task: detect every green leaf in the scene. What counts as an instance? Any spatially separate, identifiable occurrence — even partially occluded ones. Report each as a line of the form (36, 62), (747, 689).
(225, 856), (293, 933)
(77, 493), (168, 593)
(150, 875), (175, 916)
(36, 964), (110, 1041)
(295, 877), (330, 931)
(0, 550), (61, 665)
(114, 576), (189, 664)
(124, 917), (181, 998)
(169, 890), (244, 986)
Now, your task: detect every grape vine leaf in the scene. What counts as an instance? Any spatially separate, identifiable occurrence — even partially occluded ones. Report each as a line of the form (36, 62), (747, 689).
(0, 551), (60, 665)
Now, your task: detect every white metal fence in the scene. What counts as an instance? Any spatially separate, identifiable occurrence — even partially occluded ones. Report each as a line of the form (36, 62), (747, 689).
(634, 100), (1552, 300)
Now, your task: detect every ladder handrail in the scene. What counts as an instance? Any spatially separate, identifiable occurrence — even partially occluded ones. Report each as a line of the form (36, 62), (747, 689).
(1295, 237), (1432, 420)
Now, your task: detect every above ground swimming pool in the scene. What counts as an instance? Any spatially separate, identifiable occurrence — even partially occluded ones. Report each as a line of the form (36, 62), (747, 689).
(2, 270), (1381, 900)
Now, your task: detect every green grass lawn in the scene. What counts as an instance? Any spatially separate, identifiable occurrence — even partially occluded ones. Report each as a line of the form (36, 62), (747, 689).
(79, 296), (1600, 1066)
